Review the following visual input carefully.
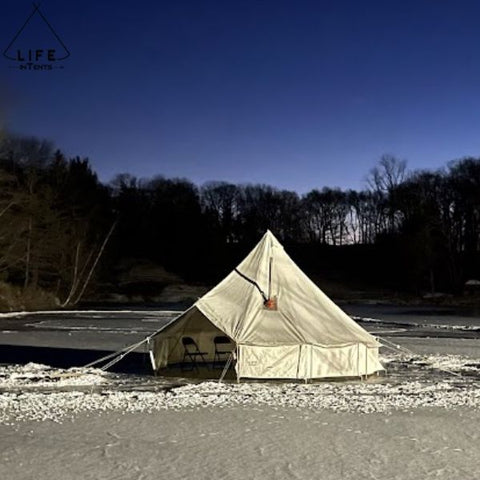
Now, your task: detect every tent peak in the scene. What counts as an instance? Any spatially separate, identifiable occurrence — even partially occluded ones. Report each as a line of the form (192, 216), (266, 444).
(264, 229), (277, 239)
(260, 230), (284, 252)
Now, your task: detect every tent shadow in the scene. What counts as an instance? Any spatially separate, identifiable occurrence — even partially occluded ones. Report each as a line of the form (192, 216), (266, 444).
(156, 363), (237, 381)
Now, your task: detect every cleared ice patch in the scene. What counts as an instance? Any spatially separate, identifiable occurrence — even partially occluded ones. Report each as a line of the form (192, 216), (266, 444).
(0, 309), (181, 319)
(25, 323), (147, 334)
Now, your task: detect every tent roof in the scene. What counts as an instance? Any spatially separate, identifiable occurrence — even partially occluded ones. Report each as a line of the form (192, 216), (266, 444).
(166, 230), (379, 348)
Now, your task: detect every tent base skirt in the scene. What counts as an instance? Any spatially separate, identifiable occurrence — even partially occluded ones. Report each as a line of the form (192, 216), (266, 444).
(236, 343), (384, 380)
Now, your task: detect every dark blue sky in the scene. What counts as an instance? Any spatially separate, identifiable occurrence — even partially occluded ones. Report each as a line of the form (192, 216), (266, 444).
(2, 0), (480, 192)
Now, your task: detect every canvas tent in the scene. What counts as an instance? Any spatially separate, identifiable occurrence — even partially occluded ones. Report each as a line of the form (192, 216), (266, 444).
(149, 230), (384, 380)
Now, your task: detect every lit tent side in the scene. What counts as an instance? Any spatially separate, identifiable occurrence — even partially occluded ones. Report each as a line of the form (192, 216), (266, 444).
(149, 230), (384, 380)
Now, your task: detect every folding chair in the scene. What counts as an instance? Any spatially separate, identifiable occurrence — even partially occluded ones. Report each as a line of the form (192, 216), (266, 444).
(213, 336), (233, 368)
(181, 337), (209, 371)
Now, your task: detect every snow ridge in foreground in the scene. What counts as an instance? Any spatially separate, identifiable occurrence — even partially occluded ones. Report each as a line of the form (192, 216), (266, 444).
(1, 379), (479, 425)
(1, 355), (480, 424)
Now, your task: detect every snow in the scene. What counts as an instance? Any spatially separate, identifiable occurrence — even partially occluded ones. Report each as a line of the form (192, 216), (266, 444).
(1, 402), (480, 480)
(353, 315), (480, 332)
(0, 363), (108, 390)
(0, 350), (479, 425)
(1, 376), (479, 425)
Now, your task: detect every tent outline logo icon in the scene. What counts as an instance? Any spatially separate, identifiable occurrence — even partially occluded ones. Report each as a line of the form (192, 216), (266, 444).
(3, 2), (70, 71)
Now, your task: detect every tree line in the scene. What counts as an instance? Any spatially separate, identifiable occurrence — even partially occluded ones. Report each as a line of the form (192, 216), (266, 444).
(1, 132), (479, 305)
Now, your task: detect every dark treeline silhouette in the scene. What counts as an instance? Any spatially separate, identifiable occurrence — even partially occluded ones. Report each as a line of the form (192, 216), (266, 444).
(1, 133), (479, 305)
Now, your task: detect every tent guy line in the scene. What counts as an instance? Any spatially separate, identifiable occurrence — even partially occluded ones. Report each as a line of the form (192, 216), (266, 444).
(233, 268), (268, 303)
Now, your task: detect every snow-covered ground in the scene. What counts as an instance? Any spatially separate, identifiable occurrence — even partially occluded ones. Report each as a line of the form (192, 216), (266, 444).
(0, 349), (479, 425)
(1, 396), (480, 479)
(0, 307), (479, 479)
(1, 357), (480, 480)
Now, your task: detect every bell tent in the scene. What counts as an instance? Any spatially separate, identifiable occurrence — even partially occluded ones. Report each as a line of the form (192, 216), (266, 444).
(149, 230), (384, 380)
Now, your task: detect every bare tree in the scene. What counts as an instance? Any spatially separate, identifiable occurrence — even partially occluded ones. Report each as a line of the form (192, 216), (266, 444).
(201, 182), (239, 242)
(367, 154), (407, 194)
(302, 188), (350, 245)
(366, 155), (408, 235)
